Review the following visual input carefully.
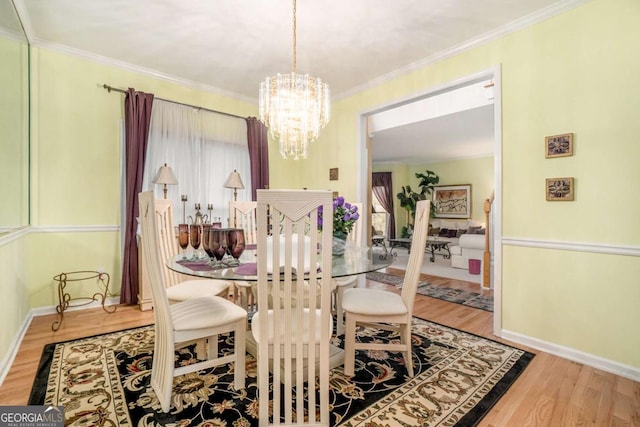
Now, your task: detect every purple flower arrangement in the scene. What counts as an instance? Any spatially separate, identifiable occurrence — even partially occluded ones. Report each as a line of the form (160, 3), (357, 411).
(318, 196), (360, 236)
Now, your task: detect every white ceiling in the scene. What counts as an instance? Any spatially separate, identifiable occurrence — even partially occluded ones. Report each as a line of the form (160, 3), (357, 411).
(369, 79), (495, 163)
(11, 0), (583, 162)
(371, 105), (495, 164)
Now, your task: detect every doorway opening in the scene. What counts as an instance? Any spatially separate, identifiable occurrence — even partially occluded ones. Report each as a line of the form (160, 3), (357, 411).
(356, 66), (502, 335)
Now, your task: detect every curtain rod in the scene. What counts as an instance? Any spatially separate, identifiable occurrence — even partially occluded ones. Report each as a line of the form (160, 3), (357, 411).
(102, 84), (246, 120)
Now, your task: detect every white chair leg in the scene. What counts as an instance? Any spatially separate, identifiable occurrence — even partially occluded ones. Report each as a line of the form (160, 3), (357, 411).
(335, 286), (346, 336)
(400, 323), (413, 377)
(344, 314), (357, 376)
(233, 320), (246, 390)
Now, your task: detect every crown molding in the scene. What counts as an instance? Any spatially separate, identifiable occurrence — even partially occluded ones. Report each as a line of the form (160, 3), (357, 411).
(28, 37), (256, 105)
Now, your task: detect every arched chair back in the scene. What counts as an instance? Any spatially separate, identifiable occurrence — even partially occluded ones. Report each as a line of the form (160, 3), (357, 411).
(342, 199), (431, 377)
(138, 192), (231, 306)
(252, 189), (333, 427)
(332, 202), (362, 335)
(138, 191), (247, 412)
(229, 200), (258, 245)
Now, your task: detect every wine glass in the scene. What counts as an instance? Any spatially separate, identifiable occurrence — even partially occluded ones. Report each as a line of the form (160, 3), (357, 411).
(210, 228), (228, 268)
(178, 224), (189, 260)
(189, 224), (202, 260)
(226, 228), (245, 267)
(201, 225), (214, 264)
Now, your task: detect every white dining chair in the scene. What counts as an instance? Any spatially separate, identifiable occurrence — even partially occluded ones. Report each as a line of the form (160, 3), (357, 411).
(341, 199), (431, 377)
(138, 191), (248, 413)
(331, 202), (362, 336)
(251, 189), (333, 427)
(138, 191), (232, 305)
(229, 200), (258, 313)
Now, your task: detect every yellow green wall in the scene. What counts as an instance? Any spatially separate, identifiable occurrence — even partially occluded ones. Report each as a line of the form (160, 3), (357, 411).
(26, 47), (258, 309)
(0, 35), (29, 230)
(0, 232), (29, 359)
(272, 0), (640, 369)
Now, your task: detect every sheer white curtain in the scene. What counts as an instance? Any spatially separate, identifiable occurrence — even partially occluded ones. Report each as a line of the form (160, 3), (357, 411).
(142, 100), (251, 226)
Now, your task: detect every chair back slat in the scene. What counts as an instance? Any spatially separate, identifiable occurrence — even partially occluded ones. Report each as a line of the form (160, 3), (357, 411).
(230, 201), (258, 245)
(401, 200), (431, 311)
(152, 199), (184, 287)
(255, 189), (333, 427)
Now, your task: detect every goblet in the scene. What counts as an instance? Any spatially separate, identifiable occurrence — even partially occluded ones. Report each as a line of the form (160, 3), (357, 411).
(201, 225), (214, 264)
(226, 228), (245, 267)
(178, 224), (189, 260)
(210, 228), (228, 268)
(189, 224), (202, 260)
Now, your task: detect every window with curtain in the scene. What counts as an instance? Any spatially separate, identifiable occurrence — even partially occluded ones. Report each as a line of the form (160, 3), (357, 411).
(142, 100), (252, 226)
(372, 172), (396, 239)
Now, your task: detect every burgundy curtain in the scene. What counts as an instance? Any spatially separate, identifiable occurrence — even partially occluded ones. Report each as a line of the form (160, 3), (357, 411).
(372, 172), (396, 239)
(120, 88), (154, 305)
(246, 117), (269, 200)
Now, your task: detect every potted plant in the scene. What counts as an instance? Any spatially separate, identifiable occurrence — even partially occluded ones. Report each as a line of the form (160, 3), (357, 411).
(397, 170), (439, 237)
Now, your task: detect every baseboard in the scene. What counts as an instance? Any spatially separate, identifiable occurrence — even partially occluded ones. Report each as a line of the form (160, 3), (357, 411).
(30, 296), (121, 317)
(0, 296), (121, 386)
(501, 329), (640, 382)
(0, 311), (34, 386)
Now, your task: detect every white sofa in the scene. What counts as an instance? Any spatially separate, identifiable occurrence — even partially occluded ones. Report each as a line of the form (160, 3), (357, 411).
(450, 233), (485, 270)
(428, 219), (485, 270)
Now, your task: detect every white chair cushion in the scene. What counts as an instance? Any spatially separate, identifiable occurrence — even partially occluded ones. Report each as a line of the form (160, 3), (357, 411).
(171, 296), (247, 330)
(449, 245), (462, 256)
(166, 279), (231, 301)
(333, 276), (357, 289)
(341, 288), (408, 316)
(459, 233), (485, 249)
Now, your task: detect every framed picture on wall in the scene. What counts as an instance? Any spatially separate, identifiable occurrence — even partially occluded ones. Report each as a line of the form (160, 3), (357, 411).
(546, 177), (574, 201)
(545, 133), (573, 158)
(433, 184), (472, 218)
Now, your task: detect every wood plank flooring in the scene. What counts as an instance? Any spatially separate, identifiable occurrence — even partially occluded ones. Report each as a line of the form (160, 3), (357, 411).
(1, 272), (638, 426)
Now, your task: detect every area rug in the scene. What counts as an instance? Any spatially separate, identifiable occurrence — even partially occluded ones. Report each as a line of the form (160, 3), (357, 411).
(30, 318), (532, 426)
(366, 271), (494, 312)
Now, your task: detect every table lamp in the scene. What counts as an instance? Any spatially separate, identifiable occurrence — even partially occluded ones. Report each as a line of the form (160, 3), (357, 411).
(152, 163), (178, 199)
(224, 169), (244, 201)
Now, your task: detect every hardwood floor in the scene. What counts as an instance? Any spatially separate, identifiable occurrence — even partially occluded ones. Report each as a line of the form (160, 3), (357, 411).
(1, 273), (638, 426)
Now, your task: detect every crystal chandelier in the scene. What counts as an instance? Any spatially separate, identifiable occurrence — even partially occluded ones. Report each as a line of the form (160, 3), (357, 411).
(259, 0), (330, 160)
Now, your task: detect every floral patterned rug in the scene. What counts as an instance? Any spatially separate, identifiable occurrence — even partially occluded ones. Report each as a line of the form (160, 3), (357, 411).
(30, 318), (531, 426)
(366, 271), (493, 312)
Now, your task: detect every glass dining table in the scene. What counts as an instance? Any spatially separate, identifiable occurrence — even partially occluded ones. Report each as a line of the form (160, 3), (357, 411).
(166, 245), (392, 282)
(166, 245), (392, 370)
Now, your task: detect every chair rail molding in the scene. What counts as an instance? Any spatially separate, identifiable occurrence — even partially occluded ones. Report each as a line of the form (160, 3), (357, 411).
(31, 225), (120, 233)
(502, 237), (640, 257)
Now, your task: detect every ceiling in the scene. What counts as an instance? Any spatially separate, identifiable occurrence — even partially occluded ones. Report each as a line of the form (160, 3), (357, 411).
(12, 0), (581, 162)
(371, 105), (495, 164)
